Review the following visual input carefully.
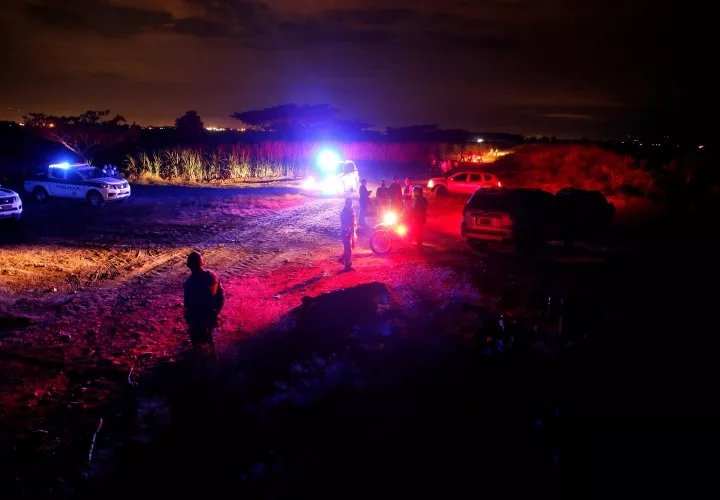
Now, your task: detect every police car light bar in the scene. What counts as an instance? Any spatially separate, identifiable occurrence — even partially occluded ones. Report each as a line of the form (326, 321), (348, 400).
(49, 162), (70, 168)
(317, 150), (341, 171)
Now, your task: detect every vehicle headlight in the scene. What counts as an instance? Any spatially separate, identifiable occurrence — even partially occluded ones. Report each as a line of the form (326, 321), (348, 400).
(383, 212), (398, 225)
(428, 180), (434, 188)
(100, 183), (110, 189)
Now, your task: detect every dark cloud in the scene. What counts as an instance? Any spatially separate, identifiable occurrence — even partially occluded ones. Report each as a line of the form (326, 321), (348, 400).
(185, 0), (271, 18)
(24, 0), (234, 39)
(323, 8), (418, 26)
(542, 113), (595, 121)
(24, 2), (87, 29)
(21, 0), (514, 52)
(24, 0), (172, 37)
(171, 17), (238, 38)
(277, 18), (396, 47)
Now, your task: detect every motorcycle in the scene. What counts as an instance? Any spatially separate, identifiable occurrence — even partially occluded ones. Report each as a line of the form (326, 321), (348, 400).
(369, 210), (408, 254)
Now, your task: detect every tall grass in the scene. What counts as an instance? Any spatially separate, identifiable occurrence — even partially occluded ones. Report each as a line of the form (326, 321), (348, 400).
(125, 141), (492, 183)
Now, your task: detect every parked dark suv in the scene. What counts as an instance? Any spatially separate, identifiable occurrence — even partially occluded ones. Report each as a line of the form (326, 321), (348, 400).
(461, 188), (556, 250)
(460, 187), (615, 251)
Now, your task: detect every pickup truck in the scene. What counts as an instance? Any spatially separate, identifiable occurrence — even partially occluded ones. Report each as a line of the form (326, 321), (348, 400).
(25, 163), (131, 207)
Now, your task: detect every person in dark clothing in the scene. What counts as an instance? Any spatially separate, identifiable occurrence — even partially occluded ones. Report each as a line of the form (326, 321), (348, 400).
(183, 251), (224, 346)
(339, 198), (356, 271)
(358, 179), (372, 226)
(388, 177), (403, 212)
(402, 178), (413, 208)
(376, 180), (389, 216)
(408, 186), (428, 248)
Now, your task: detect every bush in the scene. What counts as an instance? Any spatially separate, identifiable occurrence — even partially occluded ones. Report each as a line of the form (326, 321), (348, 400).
(494, 144), (656, 195)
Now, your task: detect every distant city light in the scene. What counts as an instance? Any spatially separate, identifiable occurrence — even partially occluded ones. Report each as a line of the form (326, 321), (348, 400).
(699, 145), (704, 149)
(204, 126), (246, 132)
(477, 138), (484, 143)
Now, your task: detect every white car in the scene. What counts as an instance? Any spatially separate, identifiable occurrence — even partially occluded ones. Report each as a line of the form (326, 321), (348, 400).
(24, 163), (131, 207)
(337, 160), (359, 192)
(0, 185), (23, 221)
(427, 171), (502, 196)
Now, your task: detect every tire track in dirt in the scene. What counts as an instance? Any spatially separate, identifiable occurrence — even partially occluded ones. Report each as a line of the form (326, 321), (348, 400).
(0, 196), (341, 440)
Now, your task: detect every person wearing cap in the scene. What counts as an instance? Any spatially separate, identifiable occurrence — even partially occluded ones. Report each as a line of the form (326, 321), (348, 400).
(358, 179), (372, 227)
(183, 251), (224, 346)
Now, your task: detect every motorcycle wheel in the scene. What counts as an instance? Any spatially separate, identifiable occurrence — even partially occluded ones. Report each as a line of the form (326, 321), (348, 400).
(370, 229), (392, 254)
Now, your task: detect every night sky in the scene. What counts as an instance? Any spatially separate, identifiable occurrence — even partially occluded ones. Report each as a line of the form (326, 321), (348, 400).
(0, 0), (693, 139)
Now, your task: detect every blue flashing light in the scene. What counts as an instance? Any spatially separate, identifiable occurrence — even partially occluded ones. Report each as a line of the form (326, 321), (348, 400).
(49, 162), (70, 169)
(317, 150), (341, 171)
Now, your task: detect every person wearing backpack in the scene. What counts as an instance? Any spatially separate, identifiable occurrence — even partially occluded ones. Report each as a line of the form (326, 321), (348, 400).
(183, 251), (225, 346)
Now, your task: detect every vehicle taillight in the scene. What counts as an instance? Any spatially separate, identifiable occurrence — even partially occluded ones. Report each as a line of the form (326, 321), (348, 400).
(501, 214), (513, 227)
(497, 181), (502, 187)
(395, 225), (407, 235)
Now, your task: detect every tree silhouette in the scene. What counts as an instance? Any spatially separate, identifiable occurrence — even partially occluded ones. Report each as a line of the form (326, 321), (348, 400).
(175, 111), (205, 141)
(23, 110), (134, 161)
(231, 104), (339, 133)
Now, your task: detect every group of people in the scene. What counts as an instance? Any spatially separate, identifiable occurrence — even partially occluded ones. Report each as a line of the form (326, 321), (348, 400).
(339, 177), (428, 271)
(101, 164), (120, 177)
(459, 153), (484, 163)
(182, 176), (428, 347)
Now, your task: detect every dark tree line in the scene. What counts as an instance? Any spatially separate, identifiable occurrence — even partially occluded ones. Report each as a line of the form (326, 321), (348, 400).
(23, 110), (138, 161)
(20, 104), (525, 163)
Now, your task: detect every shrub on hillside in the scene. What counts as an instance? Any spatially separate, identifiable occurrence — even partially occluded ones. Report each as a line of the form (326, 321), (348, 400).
(495, 144), (656, 195)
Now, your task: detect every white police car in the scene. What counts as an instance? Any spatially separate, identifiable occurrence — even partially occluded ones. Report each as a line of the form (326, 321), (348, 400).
(24, 163), (131, 207)
(0, 185), (23, 221)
